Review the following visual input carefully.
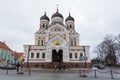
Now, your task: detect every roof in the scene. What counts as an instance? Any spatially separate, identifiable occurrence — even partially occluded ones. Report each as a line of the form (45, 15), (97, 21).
(0, 41), (12, 51)
(40, 12), (50, 21)
(51, 10), (63, 19)
(13, 52), (24, 57)
(65, 13), (74, 22)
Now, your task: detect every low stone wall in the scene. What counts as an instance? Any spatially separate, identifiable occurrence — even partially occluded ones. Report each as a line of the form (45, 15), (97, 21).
(22, 62), (92, 69)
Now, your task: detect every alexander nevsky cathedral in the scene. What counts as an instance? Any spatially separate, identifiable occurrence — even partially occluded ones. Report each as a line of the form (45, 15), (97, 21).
(23, 8), (91, 68)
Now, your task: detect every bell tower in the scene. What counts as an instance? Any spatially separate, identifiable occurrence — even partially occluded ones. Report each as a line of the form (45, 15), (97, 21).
(40, 12), (50, 30)
(65, 13), (75, 31)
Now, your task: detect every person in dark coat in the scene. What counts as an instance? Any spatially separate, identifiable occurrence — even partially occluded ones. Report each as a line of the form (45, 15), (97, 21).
(63, 64), (66, 71)
(16, 62), (21, 73)
(58, 65), (61, 70)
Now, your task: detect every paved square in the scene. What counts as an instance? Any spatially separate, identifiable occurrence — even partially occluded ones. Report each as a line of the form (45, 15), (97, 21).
(0, 68), (120, 80)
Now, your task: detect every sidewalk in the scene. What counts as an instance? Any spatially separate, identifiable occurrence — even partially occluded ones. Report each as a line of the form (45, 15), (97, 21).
(0, 68), (120, 80)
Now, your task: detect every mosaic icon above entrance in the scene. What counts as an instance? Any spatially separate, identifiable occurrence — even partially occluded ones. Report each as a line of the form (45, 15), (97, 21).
(53, 41), (62, 46)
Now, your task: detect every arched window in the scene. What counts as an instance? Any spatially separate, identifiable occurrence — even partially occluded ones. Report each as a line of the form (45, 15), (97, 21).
(70, 25), (72, 29)
(59, 28), (61, 31)
(31, 52), (34, 58)
(41, 40), (44, 46)
(43, 24), (45, 28)
(42, 53), (45, 58)
(71, 40), (73, 46)
(69, 53), (72, 58)
(38, 40), (40, 45)
(36, 53), (40, 58)
(75, 53), (78, 58)
(80, 53), (83, 57)
(74, 39), (76, 46)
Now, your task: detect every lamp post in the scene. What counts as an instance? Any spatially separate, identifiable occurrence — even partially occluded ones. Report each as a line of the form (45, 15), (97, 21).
(14, 56), (18, 65)
(83, 46), (87, 68)
(14, 51), (18, 65)
(27, 45), (31, 75)
(79, 51), (87, 77)
(27, 45), (31, 68)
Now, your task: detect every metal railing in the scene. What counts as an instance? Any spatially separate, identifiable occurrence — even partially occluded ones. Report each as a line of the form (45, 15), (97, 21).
(79, 68), (120, 79)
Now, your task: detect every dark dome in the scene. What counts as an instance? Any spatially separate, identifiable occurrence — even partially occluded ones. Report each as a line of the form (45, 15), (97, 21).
(51, 10), (63, 19)
(40, 12), (49, 21)
(65, 13), (74, 22)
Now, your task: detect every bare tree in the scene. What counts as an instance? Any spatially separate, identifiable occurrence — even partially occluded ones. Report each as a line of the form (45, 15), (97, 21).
(116, 34), (120, 63)
(103, 35), (117, 65)
(94, 34), (117, 66)
(116, 34), (120, 55)
(93, 41), (106, 64)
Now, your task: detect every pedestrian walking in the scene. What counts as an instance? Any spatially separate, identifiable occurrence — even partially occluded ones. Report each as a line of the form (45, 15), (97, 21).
(54, 65), (57, 71)
(16, 62), (21, 73)
(58, 65), (61, 70)
(63, 64), (66, 71)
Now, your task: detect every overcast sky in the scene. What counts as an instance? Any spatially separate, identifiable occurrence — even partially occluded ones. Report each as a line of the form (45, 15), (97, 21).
(0, 0), (120, 59)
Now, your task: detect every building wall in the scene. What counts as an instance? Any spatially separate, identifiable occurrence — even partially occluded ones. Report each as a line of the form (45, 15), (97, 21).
(0, 48), (12, 62)
(23, 10), (91, 68)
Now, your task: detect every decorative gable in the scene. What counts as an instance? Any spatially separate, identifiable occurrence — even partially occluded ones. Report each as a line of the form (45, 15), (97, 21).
(48, 35), (67, 46)
(48, 24), (67, 32)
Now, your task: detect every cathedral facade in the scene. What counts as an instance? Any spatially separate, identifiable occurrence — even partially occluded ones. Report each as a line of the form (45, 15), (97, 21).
(23, 9), (91, 68)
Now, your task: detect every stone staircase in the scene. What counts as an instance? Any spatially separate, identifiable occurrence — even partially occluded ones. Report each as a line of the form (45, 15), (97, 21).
(42, 62), (72, 69)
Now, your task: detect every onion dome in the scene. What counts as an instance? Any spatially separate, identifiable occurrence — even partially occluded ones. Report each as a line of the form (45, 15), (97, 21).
(65, 13), (74, 22)
(40, 12), (49, 21)
(51, 9), (63, 19)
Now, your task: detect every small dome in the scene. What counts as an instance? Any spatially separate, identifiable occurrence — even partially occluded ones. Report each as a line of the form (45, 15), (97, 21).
(40, 12), (50, 21)
(65, 13), (74, 22)
(51, 9), (63, 19)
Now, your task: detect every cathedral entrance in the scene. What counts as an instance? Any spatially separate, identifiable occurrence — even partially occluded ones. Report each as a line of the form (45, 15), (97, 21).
(52, 49), (63, 63)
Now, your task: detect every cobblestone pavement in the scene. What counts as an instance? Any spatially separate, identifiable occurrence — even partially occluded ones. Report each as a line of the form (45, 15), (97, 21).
(0, 68), (120, 80)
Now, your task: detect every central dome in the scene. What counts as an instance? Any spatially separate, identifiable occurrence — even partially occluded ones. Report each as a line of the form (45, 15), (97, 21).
(51, 10), (63, 19)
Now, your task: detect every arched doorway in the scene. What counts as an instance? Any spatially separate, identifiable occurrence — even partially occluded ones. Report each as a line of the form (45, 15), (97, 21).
(52, 49), (57, 62)
(52, 49), (63, 63)
(58, 49), (63, 62)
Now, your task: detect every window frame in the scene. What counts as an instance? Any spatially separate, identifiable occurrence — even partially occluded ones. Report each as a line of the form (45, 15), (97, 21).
(69, 53), (72, 58)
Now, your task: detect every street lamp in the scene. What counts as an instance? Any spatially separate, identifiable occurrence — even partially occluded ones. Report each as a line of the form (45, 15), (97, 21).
(79, 50), (87, 77)
(27, 45), (31, 68)
(27, 45), (31, 75)
(83, 46), (87, 68)
(14, 56), (18, 65)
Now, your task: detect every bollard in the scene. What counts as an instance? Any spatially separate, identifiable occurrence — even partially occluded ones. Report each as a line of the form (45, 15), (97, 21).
(94, 70), (97, 78)
(79, 69), (81, 77)
(28, 68), (31, 75)
(110, 70), (113, 79)
(6, 69), (8, 74)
